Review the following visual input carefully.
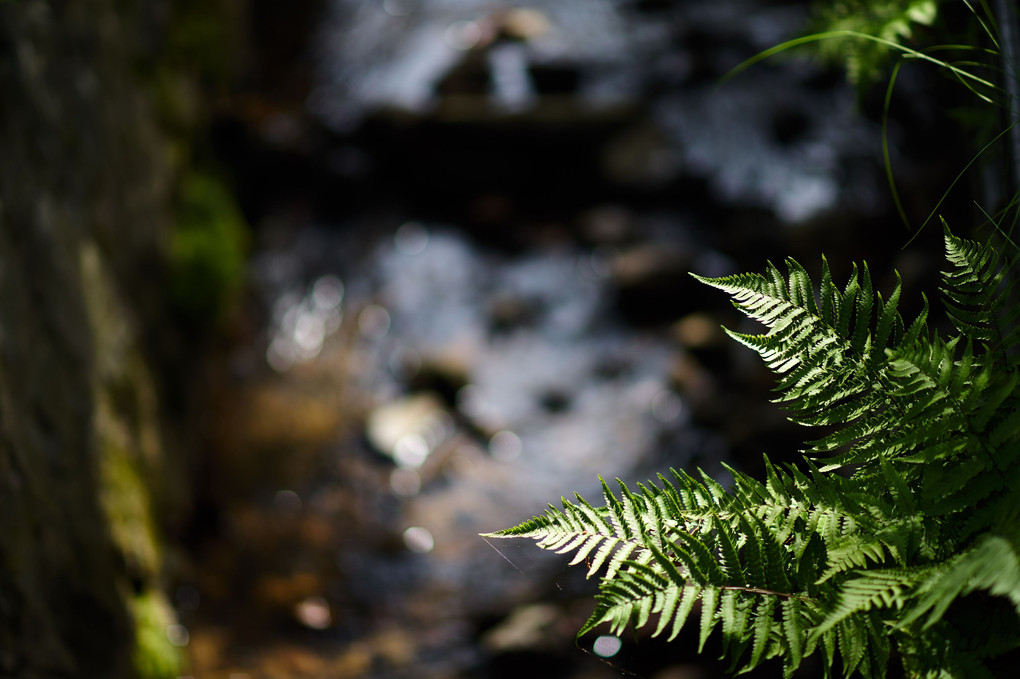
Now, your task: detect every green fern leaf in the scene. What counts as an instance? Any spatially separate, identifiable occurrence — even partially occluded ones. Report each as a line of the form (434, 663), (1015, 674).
(941, 223), (1020, 366)
(900, 535), (1020, 629)
(748, 595), (777, 670)
(481, 494), (650, 580)
(782, 597), (806, 670)
(699, 587), (721, 653)
(811, 570), (915, 646)
(487, 225), (1020, 677)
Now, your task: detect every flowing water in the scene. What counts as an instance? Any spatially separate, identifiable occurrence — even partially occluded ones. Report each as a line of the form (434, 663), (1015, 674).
(182, 1), (936, 677)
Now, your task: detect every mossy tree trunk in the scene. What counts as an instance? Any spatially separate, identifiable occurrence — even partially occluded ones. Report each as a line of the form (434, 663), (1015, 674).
(0, 1), (212, 676)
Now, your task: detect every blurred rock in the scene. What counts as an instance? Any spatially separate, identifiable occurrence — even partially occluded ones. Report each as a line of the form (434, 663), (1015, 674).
(314, 0), (667, 125)
(501, 8), (552, 41)
(365, 392), (453, 469)
(671, 313), (727, 349)
(576, 204), (635, 245)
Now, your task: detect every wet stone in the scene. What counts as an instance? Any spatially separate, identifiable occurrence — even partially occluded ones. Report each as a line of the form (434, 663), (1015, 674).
(365, 392), (453, 469)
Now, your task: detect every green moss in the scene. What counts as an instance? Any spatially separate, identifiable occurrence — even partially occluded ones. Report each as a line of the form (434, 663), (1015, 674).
(100, 437), (162, 582)
(131, 592), (187, 679)
(167, 169), (250, 327)
(97, 413), (186, 679)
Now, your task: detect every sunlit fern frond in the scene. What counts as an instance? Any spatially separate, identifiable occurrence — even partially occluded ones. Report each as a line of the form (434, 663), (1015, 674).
(485, 464), (929, 678)
(484, 226), (1020, 678)
(570, 485), (832, 678)
(481, 478), (657, 581)
(694, 258), (930, 471)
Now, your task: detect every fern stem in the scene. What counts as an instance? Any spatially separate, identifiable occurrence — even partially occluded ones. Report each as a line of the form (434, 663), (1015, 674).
(719, 585), (815, 602)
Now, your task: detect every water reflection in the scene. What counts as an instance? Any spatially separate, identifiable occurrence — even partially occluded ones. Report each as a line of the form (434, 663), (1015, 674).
(248, 222), (714, 578)
(313, 0), (881, 224)
(265, 277), (345, 372)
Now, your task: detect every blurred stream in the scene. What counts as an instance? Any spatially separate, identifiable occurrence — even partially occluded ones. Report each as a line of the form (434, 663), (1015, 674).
(181, 1), (947, 677)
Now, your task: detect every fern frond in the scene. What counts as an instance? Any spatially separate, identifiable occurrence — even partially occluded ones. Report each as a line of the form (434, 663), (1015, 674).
(487, 225), (1020, 677)
(941, 223), (1020, 367)
(900, 535), (1020, 630)
(695, 260), (927, 471)
(481, 490), (650, 580)
(811, 570), (917, 643)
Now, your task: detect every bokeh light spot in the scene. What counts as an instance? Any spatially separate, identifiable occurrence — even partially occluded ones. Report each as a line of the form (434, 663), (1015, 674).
(403, 526), (435, 553)
(394, 221), (429, 255)
(166, 624), (189, 647)
(274, 489), (302, 515)
(444, 20), (482, 51)
(266, 337), (298, 372)
(593, 634), (622, 658)
(358, 304), (391, 339)
(456, 384), (483, 418)
(312, 275), (344, 310)
(295, 596), (332, 630)
(489, 430), (522, 461)
(293, 313), (325, 354)
(390, 467), (422, 497)
(393, 433), (430, 468)
(651, 389), (684, 423)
